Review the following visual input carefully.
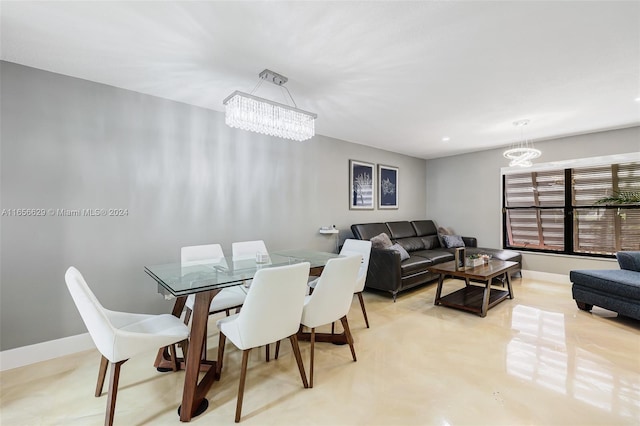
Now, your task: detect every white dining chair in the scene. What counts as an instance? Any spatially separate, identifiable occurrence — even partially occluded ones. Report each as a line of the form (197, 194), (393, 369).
(300, 255), (361, 388)
(181, 244), (247, 323)
(65, 267), (189, 426)
(309, 239), (373, 328)
(215, 262), (310, 423)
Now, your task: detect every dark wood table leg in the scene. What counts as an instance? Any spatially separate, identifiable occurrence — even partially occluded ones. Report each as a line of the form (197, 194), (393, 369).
(434, 274), (445, 305)
(505, 272), (514, 299)
(480, 279), (491, 317)
(179, 289), (218, 422)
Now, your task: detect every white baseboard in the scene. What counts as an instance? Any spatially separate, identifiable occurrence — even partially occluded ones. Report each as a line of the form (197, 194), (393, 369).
(521, 269), (571, 285)
(0, 333), (94, 372)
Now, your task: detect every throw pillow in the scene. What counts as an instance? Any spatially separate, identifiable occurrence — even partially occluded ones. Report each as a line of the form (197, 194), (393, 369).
(442, 234), (465, 248)
(437, 226), (451, 236)
(370, 232), (393, 249)
(389, 243), (410, 261)
(616, 251), (640, 272)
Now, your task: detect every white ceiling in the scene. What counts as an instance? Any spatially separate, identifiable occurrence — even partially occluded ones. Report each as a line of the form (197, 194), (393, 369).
(1, 1), (639, 159)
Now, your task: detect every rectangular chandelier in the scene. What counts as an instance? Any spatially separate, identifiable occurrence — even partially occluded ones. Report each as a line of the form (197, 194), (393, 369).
(223, 70), (317, 142)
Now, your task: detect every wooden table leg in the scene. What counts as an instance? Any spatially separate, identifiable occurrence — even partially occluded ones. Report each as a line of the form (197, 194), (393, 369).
(179, 290), (217, 422)
(480, 279), (491, 317)
(506, 272), (514, 299)
(434, 274), (445, 305)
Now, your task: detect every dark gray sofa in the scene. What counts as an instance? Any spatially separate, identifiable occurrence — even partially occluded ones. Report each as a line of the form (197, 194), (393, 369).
(570, 251), (640, 320)
(351, 220), (522, 301)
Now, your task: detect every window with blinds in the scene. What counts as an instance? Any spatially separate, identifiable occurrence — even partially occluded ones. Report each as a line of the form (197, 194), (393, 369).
(573, 162), (640, 255)
(503, 161), (640, 257)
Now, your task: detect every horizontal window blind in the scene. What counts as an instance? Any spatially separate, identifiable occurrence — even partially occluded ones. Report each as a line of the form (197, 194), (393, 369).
(504, 161), (640, 256)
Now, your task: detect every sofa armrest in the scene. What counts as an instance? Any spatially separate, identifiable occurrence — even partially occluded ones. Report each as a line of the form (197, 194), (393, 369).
(462, 237), (477, 248)
(616, 251), (640, 272)
(365, 248), (402, 293)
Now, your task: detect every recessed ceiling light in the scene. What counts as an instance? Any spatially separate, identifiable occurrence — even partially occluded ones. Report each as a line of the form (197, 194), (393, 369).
(442, 137), (450, 142)
(635, 97), (640, 102)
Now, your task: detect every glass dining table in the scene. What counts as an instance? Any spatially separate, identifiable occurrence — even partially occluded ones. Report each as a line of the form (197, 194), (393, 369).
(144, 249), (341, 422)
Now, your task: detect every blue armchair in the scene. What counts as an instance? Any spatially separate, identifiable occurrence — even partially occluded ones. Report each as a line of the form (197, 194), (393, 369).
(570, 251), (640, 320)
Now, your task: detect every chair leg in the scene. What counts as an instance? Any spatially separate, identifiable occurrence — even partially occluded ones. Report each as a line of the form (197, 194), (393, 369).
(289, 334), (308, 388)
(216, 332), (226, 378)
(95, 355), (109, 397)
(340, 316), (357, 362)
(265, 343), (270, 362)
(356, 292), (370, 328)
(331, 322), (335, 334)
(309, 328), (316, 388)
(274, 340), (281, 360)
(169, 344), (178, 372)
(235, 349), (251, 423)
(105, 360), (126, 426)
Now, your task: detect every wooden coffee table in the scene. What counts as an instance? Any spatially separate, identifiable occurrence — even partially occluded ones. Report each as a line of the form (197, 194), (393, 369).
(428, 260), (518, 317)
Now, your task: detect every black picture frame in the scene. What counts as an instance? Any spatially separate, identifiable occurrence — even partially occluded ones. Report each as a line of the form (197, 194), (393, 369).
(349, 160), (375, 210)
(378, 164), (398, 209)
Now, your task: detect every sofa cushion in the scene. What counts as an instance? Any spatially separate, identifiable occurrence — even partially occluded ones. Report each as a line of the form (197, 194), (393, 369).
(413, 250), (454, 263)
(570, 269), (640, 300)
(400, 255), (433, 274)
(411, 220), (438, 237)
(389, 243), (410, 261)
(386, 221), (417, 239)
(421, 235), (441, 250)
(371, 232), (393, 249)
(396, 237), (425, 252)
(352, 223), (390, 241)
(442, 235), (465, 248)
(616, 251), (640, 272)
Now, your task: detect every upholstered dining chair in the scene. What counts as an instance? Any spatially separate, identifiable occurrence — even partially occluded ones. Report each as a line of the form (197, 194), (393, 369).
(65, 267), (189, 426)
(300, 255), (361, 388)
(181, 244), (247, 323)
(309, 239), (373, 328)
(215, 262), (310, 423)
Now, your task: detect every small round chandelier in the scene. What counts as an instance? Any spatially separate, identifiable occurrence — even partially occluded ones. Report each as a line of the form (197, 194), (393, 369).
(503, 119), (541, 167)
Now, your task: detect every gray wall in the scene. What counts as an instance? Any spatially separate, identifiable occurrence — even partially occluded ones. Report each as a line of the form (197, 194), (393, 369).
(426, 126), (640, 274)
(0, 62), (427, 351)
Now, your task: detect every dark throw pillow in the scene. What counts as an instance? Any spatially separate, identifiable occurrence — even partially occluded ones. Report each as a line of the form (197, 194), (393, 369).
(442, 234), (465, 249)
(370, 232), (393, 249)
(389, 243), (410, 261)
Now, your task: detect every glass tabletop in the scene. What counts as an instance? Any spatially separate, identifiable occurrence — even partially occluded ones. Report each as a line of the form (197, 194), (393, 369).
(145, 249), (341, 297)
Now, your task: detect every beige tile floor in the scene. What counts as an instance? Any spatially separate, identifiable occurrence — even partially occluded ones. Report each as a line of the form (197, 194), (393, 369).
(2, 277), (639, 425)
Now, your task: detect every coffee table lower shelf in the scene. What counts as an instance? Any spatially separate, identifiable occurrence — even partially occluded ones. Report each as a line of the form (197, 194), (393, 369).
(436, 285), (510, 316)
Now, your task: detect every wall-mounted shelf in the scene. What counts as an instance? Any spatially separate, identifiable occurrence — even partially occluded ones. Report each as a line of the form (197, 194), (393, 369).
(319, 229), (339, 234)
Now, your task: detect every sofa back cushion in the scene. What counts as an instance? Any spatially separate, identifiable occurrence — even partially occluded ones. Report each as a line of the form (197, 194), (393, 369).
(351, 223), (391, 241)
(421, 235), (441, 250)
(411, 220), (438, 237)
(616, 251), (640, 272)
(396, 237), (426, 252)
(386, 221), (417, 239)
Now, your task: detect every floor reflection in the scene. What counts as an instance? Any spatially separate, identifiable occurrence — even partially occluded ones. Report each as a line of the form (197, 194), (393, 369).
(508, 304), (639, 417)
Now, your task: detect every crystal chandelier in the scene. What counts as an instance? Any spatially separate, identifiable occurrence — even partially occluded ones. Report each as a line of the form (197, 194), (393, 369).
(503, 119), (541, 167)
(223, 69), (317, 141)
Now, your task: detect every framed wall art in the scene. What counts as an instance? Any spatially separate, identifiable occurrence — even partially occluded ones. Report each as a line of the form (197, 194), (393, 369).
(378, 164), (398, 209)
(349, 160), (375, 210)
